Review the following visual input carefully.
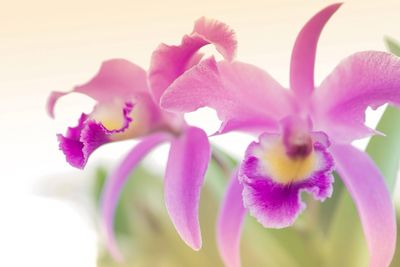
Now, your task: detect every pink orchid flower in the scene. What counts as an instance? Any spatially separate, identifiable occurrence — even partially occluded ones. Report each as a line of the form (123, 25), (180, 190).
(161, 3), (399, 267)
(47, 17), (237, 260)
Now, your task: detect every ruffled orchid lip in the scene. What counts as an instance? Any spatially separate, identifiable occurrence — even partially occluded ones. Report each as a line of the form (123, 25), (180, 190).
(57, 101), (134, 169)
(239, 125), (334, 228)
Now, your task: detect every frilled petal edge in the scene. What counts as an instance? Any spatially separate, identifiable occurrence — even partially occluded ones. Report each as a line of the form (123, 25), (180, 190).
(149, 17), (237, 103)
(57, 102), (134, 169)
(239, 132), (334, 228)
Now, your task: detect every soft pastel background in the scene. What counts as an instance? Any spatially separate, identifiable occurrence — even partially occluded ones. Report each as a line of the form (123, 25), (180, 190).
(1, 0), (400, 266)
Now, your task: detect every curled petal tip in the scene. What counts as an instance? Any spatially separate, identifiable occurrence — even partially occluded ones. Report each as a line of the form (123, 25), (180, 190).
(290, 2), (342, 98)
(187, 238), (202, 251)
(48, 59), (148, 119)
(193, 16), (237, 61)
(47, 91), (67, 118)
(323, 3), (343, 14)
(103, 229), (124, 262)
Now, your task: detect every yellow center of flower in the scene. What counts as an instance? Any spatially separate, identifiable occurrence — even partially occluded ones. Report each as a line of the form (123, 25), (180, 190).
(90, 100), (151, 141)
(111, 105), (150, 140)
(102, 118), (124, 131)
(261, 141), (316, 184)
(91, 102), (127, 131)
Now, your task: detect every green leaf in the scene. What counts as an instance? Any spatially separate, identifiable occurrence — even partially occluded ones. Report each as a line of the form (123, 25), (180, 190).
(93, 166), (162, 238)
(366, 105), (400, 194)
(324, 188), (366, 267)
(95, 147), (326, 266)
(96, 161), (226, 267)
(367, 36), (400, 194)
(389, 209), (400, 267)
(385, 36), (400, 57)
(92, 167), (130, 235)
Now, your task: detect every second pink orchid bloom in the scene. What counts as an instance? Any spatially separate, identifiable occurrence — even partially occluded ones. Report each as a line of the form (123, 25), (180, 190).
(47, 17), (237, 260)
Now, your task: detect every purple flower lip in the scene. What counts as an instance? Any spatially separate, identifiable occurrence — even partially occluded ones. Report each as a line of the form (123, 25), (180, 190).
(56, 101), (136, 169)
(241, 117), (334, 185)
(239, 127), (334, 228)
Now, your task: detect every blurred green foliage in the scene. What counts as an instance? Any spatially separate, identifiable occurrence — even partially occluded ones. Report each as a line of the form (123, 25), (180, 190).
(94, 159), (228, 267)
(93, 149), (397, 266)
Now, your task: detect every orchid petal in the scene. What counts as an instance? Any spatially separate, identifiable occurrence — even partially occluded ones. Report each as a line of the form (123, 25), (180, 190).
(193, 17), (237, 61)
(331, 144), (396, 267)
(100, 133), (171, 260)
(149, 17), (236, 104)
(164, 126), (211, 250)
(290, 3), (342, 99)
(217, 171), (246, 267)
(385, 36), (400, 56)
(47, 59), (148, 118)
(312, 51), (400, 142)
(161, 58), (293, 134)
